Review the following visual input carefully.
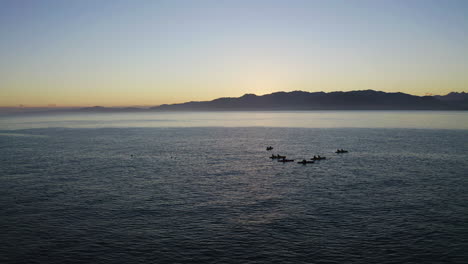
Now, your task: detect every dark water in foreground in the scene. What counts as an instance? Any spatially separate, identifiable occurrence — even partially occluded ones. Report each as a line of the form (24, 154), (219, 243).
(1, 126), (468, 263)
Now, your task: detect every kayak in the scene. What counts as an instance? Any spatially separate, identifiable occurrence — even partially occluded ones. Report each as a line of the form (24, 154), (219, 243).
(270, 155), (286, 159)
(311, 157), (326, 160)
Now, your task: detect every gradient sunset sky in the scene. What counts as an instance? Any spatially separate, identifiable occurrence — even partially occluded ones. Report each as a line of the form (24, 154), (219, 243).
(1, 0), (467, 107)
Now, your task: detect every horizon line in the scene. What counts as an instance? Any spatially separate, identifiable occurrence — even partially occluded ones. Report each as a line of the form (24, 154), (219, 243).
(1, 89), (465, 109)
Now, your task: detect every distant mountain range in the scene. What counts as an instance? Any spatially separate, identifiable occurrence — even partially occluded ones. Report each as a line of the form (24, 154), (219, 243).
(150, 90), (468, 111)
(2, 90), (467, 114)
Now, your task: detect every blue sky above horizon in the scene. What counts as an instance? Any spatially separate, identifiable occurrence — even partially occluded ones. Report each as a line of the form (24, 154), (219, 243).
(1, 0), (467, 107)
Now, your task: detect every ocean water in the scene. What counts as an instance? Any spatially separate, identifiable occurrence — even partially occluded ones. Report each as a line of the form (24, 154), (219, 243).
(2, 110), (468, 130)
(1, 112), (468, 263)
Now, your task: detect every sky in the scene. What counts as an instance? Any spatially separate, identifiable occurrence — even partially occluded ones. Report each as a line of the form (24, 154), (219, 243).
(1, 0), (467, 107)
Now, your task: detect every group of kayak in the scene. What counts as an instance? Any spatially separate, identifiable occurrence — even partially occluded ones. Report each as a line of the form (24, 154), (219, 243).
(268, 147), (348, 165)
(271, 154), (327, 164)
(270, 155), (295, 163)
(269, 153), (328, 164)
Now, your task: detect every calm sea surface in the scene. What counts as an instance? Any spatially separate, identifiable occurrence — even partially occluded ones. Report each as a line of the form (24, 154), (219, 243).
(1, 111), (468, 263)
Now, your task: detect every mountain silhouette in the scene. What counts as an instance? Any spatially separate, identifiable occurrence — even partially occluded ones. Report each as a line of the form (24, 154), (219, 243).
(151, 90), (466, 111)
(3, 90), (466, 115)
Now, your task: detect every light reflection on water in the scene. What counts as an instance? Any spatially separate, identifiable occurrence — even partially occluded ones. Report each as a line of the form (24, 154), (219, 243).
(1, 111), (468, 130)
